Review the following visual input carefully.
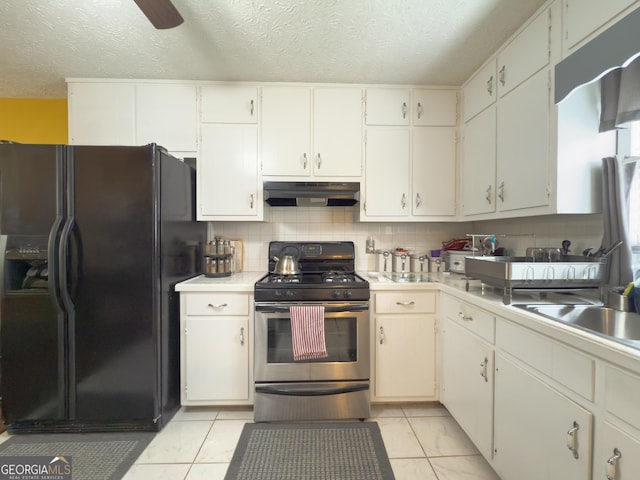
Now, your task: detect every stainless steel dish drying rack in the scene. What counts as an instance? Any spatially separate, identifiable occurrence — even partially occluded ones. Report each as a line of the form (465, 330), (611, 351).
(464, 255), (607, 305)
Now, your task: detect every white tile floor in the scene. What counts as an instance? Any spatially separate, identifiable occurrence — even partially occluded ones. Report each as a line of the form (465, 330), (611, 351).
(122, 403), (501, 480)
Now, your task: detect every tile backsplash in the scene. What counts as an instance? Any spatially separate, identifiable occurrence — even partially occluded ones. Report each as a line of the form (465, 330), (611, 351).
(208, 207), (604, 272)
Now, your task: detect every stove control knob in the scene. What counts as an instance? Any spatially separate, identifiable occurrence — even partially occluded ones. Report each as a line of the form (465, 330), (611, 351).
(274, 290), (283, 298)
(331, 290), (341, 299)
(285, 290), (295, 298)
(344, 290), (353, 299)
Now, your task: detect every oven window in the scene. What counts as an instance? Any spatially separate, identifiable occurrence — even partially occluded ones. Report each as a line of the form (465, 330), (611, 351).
(266, 316), (358, 363)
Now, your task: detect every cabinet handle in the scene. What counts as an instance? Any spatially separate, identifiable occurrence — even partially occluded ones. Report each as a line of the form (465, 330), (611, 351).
(606, 448), (621, 480)
(379, 326), (385, 344)
(499, 65), (506, 86)
(485, 185), (492, 204)
(498, 181), (505, 202)
(566, 421), (579, 459)
(480, 357), (488, 382)
(486, 75), (494, 96)
(417, 101), (423, 119)
(250, 99), (254, 116)
(395, 301), (415, 306)
(401, 193), (407, 209)
(458, 311), (473, 321)
(316, 153), (322, 169)
(249, 193), (254, 209)
(207, 303), (228, 309)
(402, 102), (408, 119)
(240, 327), (245, 346)
(415, 193), (422, 208)
(303, 153), (308, 169)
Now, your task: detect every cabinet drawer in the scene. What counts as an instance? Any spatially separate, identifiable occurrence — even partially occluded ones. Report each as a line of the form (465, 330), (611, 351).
(375, 291), (435, 314)
(497, 318), (595, 401)
(185, 293), (249, 316)
(441, 294), (495, 343)
(605, 365), (640, 430)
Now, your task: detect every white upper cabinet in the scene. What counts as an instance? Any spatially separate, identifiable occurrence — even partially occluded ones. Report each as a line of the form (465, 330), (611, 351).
(496, 8), (551, 98)
(261, 86), (311, 177)
(200, 85), (258, 124)
(412, 89), (457, 126)
(312, 87), (363, 177)
(261, 86), (363, 178)
(463, 60), (497, 122)
(136, 83), (197, 152)
(68, 82), (135, 146)
(564, 0), (640, 53)
(365, 88), (411, 126)
(68, 80), (198, 155)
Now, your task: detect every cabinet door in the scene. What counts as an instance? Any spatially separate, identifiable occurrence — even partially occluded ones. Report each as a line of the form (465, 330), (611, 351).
(364, 127), (410, 217)
(497, 9), (551, 98)
(462, 105), (496, 216)
(200, 85), (258, 123)
(493, 353), (593, 480)
(412, 126), (456, 216)
(496, 68), (550, 212)
(413, 89), (457, 126)
(441, 317), (494, 459)
(312, 87), (363, 177)
(68, 82), (135, 145)
(261, 86), (311, 176)
(185, 317), (249, 402)
(375, 315), (436, 398)
(600, 422), (640, 480)
(136, 84), (197, 152)
(365, 88), (411, 126)
(463, 60), (497, 122)
(198, 123), (259, 219)
(565, 0), (639, 51)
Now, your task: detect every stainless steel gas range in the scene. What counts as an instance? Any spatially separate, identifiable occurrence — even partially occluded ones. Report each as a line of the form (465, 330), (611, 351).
(254, 241), (370, 422)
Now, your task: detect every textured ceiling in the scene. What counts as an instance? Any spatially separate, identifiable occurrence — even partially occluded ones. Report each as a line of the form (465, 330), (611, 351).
(0, 0), (548, 98)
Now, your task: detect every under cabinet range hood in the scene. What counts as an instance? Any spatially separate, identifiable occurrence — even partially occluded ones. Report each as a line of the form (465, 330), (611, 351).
(264, 181), (360, 206)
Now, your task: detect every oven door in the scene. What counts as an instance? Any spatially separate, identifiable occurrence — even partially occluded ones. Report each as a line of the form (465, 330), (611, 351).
(254, 302), (370, 383)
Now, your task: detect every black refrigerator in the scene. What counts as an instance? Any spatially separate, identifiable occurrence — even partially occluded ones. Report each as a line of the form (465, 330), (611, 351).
(0, 143), (205, 433)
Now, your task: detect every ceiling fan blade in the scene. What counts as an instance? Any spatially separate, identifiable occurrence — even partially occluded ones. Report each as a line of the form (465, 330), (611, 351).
(134, 0), (184, 29)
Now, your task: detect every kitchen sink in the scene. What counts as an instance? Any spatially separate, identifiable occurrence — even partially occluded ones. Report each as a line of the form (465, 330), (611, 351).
(382, 273), (432, 283)
(515, 304), (640, 349)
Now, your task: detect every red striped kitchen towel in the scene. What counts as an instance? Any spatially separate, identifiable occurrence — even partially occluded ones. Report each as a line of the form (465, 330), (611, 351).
(290, 305), (328, 361)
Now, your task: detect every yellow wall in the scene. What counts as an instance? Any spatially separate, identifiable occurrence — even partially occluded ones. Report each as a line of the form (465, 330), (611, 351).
(0, 98), (68, 144)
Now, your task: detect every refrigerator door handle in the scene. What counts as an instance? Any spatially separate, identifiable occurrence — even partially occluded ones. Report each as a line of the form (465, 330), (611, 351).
(47, 216), (66, 313)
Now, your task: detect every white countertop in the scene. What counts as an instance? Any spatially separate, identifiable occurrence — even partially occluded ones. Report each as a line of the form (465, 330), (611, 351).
(175, 272), (265, 292)
(175, 270), (640, 370)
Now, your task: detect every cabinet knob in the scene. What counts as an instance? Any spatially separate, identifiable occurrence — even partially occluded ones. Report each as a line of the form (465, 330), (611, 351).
(486, 76), (494, 96)
(415, 193), (422, 208)
(316, 153), (322, 169)
(250, 99), (254, 116)
(379, 326), (385, 344)
(396, 301), (415, 306)
(485, 185), (492, 204)
(401, 194), (407, 209)
(302, 153), (308, 169)
(479, 357), (489, 382)
(498, 181), (505, 202)
(566, 421), (579, 459)
(249, 193), (254, 209)
(416, 101), (423, 119)
(458, 311), (473, 321)
(499, 65), (506, 86)
(240, 327), (245, 346)
(402, 102), (408, 119)
(606, 448), (621, 480)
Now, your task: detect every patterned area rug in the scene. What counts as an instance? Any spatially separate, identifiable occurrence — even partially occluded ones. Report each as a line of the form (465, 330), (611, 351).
(225, 422), (395, 480)
(0, 431), (155, 480)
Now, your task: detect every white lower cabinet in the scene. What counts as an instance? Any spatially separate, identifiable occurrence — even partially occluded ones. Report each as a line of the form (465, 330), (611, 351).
(180, 293), (253, 405)
(493, 352), (593, 480)
(373, 290), (437, 401)
(441, 316), (494, 460)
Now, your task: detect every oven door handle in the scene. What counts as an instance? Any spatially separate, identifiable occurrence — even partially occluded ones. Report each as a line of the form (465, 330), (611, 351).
(256, 383), (369, 397)
(255, 304), (369, 313)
